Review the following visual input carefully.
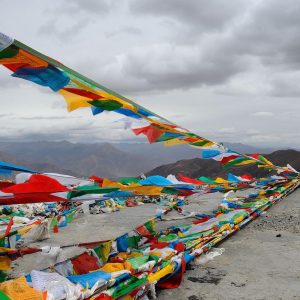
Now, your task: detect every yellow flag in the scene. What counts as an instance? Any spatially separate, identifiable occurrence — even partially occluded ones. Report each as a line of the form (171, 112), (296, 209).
(235, 159), (255, 166)
(58, 89), (92, 112)
(0, 276), (43, 300)
(102, 178), (125, 188)
(215, 177), (229, 184)
(123, 185), (163, 195)
(0, 256), (11, 271)
(163, 138), (188, 147)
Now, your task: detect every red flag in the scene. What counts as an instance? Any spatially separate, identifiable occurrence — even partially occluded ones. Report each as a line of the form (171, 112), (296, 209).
(0, 193), (68, 205)
(53, 224), (59, 234)
(178, 174), (206, 185)
(133, 125), (165, 143)
(4, 218), (14, 237)
(157, 257), (186, 289)
(89, 175), (104, 186)
(3, 174), (69, 194)
(62, 88), (105, 100)
(219, 155), (241, 165)
(241, 174), (254, 181)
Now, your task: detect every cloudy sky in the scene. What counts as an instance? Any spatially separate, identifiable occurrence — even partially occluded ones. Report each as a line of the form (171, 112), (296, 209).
(1, 0), (300, 148)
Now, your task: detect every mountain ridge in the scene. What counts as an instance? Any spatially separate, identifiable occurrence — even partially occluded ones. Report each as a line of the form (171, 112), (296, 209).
(146, 149), (300, 179)
(0, 141), (293, 178)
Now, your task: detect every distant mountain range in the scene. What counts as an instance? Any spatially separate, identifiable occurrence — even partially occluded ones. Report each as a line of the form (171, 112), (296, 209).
(0, 140), (290, 178)
(0, 141), (148, 178)
(0, 150), (80, 177)
(146, 150), (300, 179)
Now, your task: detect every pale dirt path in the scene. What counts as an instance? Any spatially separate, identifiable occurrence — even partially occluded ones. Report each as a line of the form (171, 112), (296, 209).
(10, 192), (224, 277)
(159, 189), (300, 300)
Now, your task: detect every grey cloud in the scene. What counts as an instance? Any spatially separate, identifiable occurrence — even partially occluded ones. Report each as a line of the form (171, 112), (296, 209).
(252, 112), (274, 117)
(122, 46), (244, 90)
(269, 71), (300, 97)
(106, 26), (142, 39)
(122, 26), (142, 36)
(62, 0), (113, 14)
(37, 0), (114, 41)
(81, 43), (247, 94)
(17, 116), (82, 120)
(218, 127), (237, 134)
(8, 0), (300, 98)
(0, 118), (135, 143)
(0, 72), (21, 89)
(38, 17), (90, 41)
(214, 128), (300, 148)
(129, 0), (248, 32)
(0, 113), (13, 118)
(119, 0), (300, 97)
(36, 0), (118, 42)
(51, 100), (68, 110)
(1, 0), (300, 148)
(0, 132), (74, 143)
(223, 0), (300, 69)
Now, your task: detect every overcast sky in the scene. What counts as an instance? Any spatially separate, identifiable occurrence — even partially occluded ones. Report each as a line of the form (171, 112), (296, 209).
(1, 0), (300, 148)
